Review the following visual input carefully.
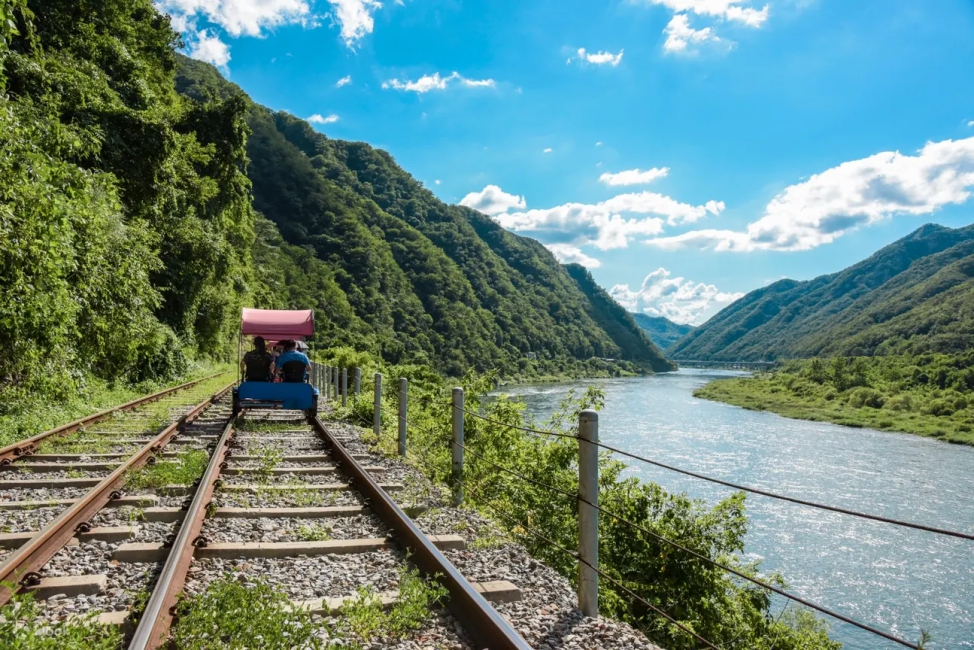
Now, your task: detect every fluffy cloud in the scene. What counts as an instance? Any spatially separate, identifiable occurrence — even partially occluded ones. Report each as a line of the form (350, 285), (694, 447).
(307, 113), (339, 124)
(663, 14), (721, 52)
(610, 267), (743, 325)
(648, 0), (769, 27)
(336, 75), (352, 88)
(327, 0), (382, 45)
(546, 244), (602, 268)
(188, 29), (231, 67)
(159, 0), (313, 38)
(569, 48), (624, 66)
(382, 72), (495, 93)
(600, 167), (670, 186)
(647, 136), (974, 252)
(459, 185), (526, 216)
(968, 120), (974, 127)
(543, 148), (553, 153)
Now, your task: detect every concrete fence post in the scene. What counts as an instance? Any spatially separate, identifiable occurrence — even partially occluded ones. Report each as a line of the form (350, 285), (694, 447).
(341, 368), (348, 407)
(332, 367), (339, 401)
(452, 387), (464, 506)
(578, 409), (599, 618)
(324, 365), (330, 401)
(398, 378), (408, 457)
(355, 368), (362, 396)
(373, 373), (382, 437)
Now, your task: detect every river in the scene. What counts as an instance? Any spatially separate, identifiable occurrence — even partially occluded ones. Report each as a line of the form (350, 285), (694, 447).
(500, 370), (974, 650)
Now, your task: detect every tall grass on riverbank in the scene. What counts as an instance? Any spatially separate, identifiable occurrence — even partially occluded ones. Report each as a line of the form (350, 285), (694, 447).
(328, 355), (842, 650)
(695, 354), (974, 445)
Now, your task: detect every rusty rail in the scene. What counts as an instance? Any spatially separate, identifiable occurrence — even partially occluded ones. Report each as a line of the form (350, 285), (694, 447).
(0, 383), (234, 606)
(127, 418), (235, 649)
(0, 371), (227, 463)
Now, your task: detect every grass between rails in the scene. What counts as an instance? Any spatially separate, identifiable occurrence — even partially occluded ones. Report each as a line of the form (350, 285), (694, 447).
(171, 566), (446, 649)
(125, 450), (211, 489)
(695, 355), (974, 445)
(1, 363), (233, 450)
(0, 587), (121, 649)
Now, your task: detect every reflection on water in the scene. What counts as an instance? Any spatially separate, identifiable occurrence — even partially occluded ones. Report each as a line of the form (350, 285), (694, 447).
(501, 370), (974, 649)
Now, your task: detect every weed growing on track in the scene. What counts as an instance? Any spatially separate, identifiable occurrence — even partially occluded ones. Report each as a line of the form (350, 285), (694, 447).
(0, 585), (121, 649)
(253, 444), (285, 485)
(296, 523), (332, 541)
(37, 431), (115, 455)
(338, 565), (448, 647)
(125, 450), (209, 489)
(172, 578), (326, 649)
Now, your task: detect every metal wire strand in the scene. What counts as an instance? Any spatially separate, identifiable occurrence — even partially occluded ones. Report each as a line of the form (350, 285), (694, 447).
(459, 407), (580, 440)
(575, 494), (919, 649)
(592, 440), (974, 543)
(454, 476), (719, 650)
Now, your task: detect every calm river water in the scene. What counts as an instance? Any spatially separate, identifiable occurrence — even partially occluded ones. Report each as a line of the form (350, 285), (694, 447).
(501, 370), (974, 650)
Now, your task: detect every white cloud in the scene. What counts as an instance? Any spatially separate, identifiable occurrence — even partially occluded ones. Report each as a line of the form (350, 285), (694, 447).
(307, 113), (339, 124)
(159, 0), (313, 38)
(543, 148), (553, 153)
(647, 0), (769, 27)
(460, 185), (527, 216)
(382, 72), (495, 93)
(188, 29), (231, 67)
(663, 14), (722, 52)
(435, 179), (441, 185)
(647, 136), (974, 252)
(569, 48), (624, 66)
(600, 167), (670, 186)
(596, 141), (603, 147)
(546, 244), (602, 268)
(336, 75), (352, 88)
(610, 267), (743, 325)
(968, 120), (974, 127)
(327, 0), (382, 45)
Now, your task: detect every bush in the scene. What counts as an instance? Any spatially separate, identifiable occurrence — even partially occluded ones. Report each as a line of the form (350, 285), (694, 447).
(847, 387), (885, 409)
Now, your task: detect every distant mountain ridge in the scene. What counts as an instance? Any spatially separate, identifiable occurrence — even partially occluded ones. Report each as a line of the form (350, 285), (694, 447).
(669, 223), (974, 361)
(630, 313), (695, 351)
(175, 55), (673, 375)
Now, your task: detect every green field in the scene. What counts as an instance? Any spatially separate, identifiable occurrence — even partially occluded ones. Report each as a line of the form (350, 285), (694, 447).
(695, 355), (974, 446)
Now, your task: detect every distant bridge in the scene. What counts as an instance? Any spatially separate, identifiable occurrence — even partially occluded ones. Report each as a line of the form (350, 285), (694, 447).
(674, 359), (776, 371)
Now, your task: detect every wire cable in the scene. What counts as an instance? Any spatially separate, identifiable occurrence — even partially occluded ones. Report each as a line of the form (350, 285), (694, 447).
(459, 407), (579, 440)
(454, 476), (719, 650)
(574, 494), (919, 648)
(591, 440), (974, 543)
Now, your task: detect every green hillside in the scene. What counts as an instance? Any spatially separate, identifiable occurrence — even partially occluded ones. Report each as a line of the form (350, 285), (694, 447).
(669, 223), (974, 361)
(0, 0), (670, 410)
(630, 313), (695, 351)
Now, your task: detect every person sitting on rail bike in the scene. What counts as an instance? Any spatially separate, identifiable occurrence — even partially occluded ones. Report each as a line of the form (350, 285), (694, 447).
(241, 336), (274, 382)
(272, 339), (312, 383)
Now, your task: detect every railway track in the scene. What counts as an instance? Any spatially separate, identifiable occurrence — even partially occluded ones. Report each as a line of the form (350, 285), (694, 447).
(0, 389), (531, 648)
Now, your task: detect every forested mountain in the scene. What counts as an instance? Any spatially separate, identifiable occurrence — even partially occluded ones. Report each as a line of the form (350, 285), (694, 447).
(630, 314), (695, 351)
(0, 0), (670, 407)
(670, 223), (974, 361)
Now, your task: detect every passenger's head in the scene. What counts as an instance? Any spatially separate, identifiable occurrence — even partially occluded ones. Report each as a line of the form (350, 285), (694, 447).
(253, 336), (266, 353)
(284, 340), (297, 351)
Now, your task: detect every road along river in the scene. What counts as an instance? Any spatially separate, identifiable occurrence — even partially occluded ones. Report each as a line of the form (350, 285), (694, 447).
(501, 370), (974, 649)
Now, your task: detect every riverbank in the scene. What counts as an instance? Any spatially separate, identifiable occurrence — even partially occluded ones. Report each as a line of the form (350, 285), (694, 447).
(695, 357), (974, 446)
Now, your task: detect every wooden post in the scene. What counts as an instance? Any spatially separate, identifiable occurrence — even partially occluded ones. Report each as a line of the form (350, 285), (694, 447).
(578, 410), (599, 618)
(398, 378), (408, 457)
(373, 373), (382, 437)
(452, 387), (464, 506)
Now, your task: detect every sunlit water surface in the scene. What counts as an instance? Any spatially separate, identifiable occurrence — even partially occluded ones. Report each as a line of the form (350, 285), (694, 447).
(500, 370), (974, 649)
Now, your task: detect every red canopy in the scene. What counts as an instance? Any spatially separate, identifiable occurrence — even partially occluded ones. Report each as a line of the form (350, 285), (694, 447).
(241, 308), (314, 339)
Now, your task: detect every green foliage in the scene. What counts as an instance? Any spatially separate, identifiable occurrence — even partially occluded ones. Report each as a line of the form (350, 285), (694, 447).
(671, 223), (974, 362)
(365, 368), (839, 649)
(295, 522), (331, 541)
(697, 353), (974, 444)
(0, 586), (122, 649)
(631, 312), (696, 351)
(125, 450), (209, 489)
(172, 577), (325, 650)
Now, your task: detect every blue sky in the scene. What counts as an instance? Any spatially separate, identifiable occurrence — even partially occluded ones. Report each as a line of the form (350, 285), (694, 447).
(160, 0), (974, 325)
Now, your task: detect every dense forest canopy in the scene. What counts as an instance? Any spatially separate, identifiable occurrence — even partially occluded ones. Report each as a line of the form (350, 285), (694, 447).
(670, 223), (974, 361)
(0, 0), (671, 409)
(630, 313), (695, 351)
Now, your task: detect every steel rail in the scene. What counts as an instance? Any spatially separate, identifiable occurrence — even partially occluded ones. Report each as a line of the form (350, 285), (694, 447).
(313, 416), (532, 650)
(0, 371), (227, 463)
(0, 382), (234, 606)
(128, 419), (236, 649)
